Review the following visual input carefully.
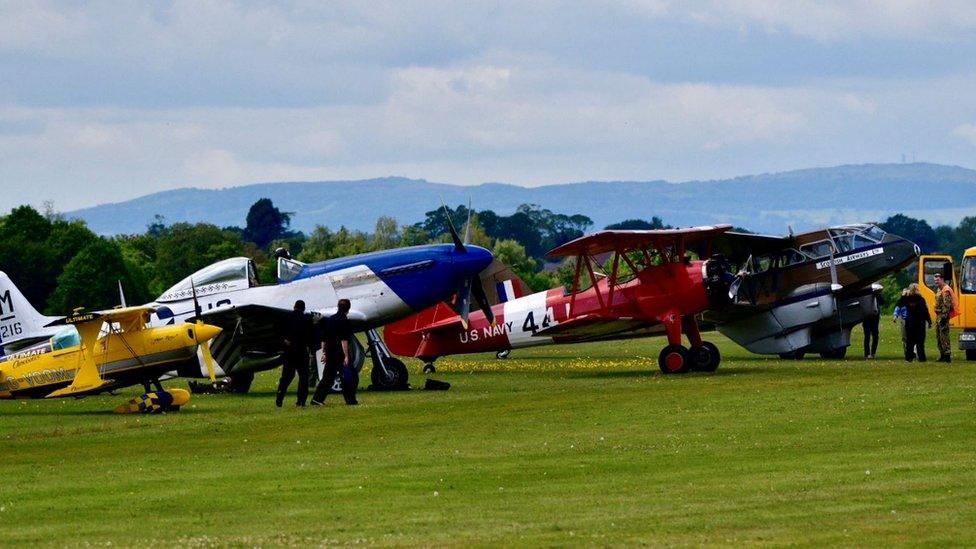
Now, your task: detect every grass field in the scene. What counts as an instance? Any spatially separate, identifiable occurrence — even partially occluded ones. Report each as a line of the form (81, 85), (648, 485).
(2, 321), (975, 546)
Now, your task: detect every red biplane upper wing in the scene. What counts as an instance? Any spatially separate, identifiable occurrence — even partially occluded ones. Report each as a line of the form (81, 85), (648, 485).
(546, 224), (733, 258)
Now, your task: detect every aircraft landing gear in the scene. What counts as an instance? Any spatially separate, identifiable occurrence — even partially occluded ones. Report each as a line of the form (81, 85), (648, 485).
(658, 313), (720, 374)
(690, 341), (721, 372)
(423, 362), (436, 374)
(366, 329), (410, 391)
(659, 344), (691, 374)
(496, 350), (511, 359)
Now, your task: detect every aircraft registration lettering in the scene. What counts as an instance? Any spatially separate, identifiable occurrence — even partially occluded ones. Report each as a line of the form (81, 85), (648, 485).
(816, 247), (883, 270)
(0, 321), (22, 340)
(20, 368), (72, 387)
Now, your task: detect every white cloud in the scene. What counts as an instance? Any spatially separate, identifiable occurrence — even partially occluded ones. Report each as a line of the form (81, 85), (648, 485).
(953, 123), (976, 147)
(683, 0), (976, 41)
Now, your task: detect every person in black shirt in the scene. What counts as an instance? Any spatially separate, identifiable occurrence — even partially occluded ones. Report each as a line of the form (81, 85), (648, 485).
(895, 284), (931, 362)
(311, 298), (359, 405)
(276, 300), (314, 407)
(862, 293), (883, 359)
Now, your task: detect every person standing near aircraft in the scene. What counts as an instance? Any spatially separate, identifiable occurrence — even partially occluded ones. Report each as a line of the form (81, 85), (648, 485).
(897, 284), (931, 362)
(862, 293), (882, 359)
(311, 299), (359, 406)
(276, 300), (313, 407)
(892, 288), (909, 355)
(933, 273), (954, 363)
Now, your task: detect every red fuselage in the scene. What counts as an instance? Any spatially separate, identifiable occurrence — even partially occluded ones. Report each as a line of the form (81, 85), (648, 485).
(385, 259), (712, 360)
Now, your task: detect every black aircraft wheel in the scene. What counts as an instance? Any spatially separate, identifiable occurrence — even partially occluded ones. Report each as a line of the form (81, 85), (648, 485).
(227, 371), (255, 393)
(966, 350), (976, 361)
(658, 345), (691, 374)
(371, 357), (410, 390)
(496, 350), (511, 359)
(819, 347), (848, 360)
(779, 351), (806, 360)
(691, 342), (721, 372)
(423, 363), (436, 374)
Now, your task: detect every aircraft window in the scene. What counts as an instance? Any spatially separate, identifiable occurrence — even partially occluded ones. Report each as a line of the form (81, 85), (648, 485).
(160, 258), (252, 298)
(863, 226), (886, 242)
(851, 234), (877, 249)
(51, 326), (80, 351)
(961, 257), (976, 294)
(782, 249), (809, 266)
(278, 258), (305, 283)
(800, 240), (836, 259)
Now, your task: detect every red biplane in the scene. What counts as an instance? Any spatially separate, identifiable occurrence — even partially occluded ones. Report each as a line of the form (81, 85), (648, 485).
(384, 225), (735, 374)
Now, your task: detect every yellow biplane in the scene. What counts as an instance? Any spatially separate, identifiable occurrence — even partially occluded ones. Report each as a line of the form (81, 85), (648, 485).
(0, 305), (221, 412)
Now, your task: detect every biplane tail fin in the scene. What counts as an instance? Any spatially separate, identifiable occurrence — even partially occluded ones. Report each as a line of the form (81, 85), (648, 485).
(480, 259), (530, 306)
(0, 271), (61, 349)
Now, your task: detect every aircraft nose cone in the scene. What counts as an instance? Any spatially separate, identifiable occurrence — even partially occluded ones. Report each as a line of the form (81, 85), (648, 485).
(454, 245), (494, 277)
(194, 323), (223, 343)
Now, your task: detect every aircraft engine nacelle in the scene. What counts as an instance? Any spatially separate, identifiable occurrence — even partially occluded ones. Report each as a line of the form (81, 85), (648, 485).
(702, 256), (734, 310)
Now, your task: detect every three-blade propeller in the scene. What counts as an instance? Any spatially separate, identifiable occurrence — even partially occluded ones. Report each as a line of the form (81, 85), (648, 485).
(190, 279), (217, 383)
(442, 203), (495, 329)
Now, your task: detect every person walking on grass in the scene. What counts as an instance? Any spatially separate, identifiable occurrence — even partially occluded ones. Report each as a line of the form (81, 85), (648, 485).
(276, 300), (314, 407)
(311, 298), (359, 406)
(896, 283), (930, 363)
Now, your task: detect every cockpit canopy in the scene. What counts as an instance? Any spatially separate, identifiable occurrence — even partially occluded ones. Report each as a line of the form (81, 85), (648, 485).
(157, 257), (259, 302)
(750, 224), (887, 273)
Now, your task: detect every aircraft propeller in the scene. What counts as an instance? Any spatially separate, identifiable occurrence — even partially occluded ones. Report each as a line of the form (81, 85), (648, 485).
(442, 203), (495, 329)
(190, 278), (218, 383)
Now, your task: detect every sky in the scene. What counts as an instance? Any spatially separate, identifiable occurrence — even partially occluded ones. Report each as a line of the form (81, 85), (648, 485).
(2, 0), (976, 212)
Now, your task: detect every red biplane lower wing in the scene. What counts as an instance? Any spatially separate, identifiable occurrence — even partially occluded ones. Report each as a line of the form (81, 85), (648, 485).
(533, 314), (662, 342)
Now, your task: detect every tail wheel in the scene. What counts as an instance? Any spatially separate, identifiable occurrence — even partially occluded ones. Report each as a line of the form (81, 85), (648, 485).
(422, 363), (436, 374)
(658, 345), (691, 374)
(370, 357), (410, 390)
(691, 342), (721, 372)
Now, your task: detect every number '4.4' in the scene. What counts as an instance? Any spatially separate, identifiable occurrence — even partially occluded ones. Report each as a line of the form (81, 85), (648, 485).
(522, 309), (553, 334)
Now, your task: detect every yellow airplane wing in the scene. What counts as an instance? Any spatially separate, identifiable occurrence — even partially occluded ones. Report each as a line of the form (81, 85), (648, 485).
(45, 314), (111, 398)
(43, 307), (155, 398)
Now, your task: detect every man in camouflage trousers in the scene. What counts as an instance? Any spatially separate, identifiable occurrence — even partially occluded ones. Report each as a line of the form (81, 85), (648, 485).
(933, 273), (954, 363)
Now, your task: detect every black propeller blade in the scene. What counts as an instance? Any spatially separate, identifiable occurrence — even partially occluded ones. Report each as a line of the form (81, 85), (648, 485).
(441, 203), (466, 253)
(470, 274), (495, 325)
(442, 202), (495, 326)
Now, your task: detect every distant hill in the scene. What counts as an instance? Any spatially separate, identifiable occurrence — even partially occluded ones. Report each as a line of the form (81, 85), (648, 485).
(67, 163), (976, 235)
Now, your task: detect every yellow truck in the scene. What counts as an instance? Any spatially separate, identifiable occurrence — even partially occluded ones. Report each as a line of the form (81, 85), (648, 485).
(918, 249), (976, 359)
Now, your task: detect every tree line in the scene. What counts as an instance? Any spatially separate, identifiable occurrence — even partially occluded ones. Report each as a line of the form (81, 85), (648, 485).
(2, 199), (973, 315)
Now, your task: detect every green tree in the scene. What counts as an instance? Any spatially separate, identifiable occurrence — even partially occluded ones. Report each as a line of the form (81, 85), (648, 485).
(152, 223), (245, 294)
(298, 226), (335, 263)
(880, 214), (939, 253)
(399, 225), (430, 247)
(47, 239), (147, 313)
(243, 198), (293, 248)
(371, 216), (400, 251)
(605, 217), (670, 230)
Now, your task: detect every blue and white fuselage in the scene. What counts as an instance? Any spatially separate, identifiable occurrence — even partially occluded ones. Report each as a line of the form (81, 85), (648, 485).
(152, 244), (492, 328)
(146, 244), (493, 385)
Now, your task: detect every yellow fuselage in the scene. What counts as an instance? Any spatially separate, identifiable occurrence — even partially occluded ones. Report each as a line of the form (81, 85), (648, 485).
(0, 323), (214, 398)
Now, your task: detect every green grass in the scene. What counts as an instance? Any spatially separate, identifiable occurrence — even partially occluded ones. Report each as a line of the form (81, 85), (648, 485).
(2, 322), (976, 546)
